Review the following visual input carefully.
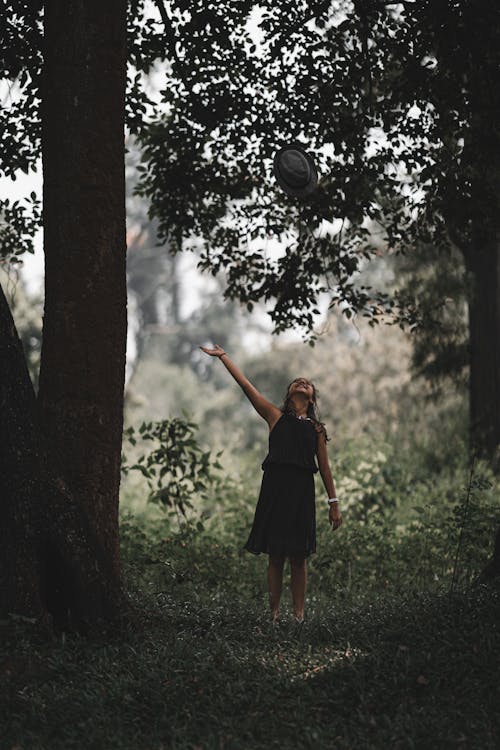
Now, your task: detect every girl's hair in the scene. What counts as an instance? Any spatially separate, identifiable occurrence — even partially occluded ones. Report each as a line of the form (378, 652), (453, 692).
(281, 379), (329, 440)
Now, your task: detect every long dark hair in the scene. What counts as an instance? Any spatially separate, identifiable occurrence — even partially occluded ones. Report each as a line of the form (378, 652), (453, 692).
(281, 379), (329, 440)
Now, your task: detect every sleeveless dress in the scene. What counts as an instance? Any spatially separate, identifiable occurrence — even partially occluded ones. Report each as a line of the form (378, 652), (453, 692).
(244, 411), (319, 558)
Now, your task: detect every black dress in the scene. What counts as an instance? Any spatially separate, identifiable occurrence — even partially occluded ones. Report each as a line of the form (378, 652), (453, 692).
(244, 411), (319, 558)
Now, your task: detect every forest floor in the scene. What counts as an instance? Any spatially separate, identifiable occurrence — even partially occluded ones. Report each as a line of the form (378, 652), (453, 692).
(2, 529), (500, 750)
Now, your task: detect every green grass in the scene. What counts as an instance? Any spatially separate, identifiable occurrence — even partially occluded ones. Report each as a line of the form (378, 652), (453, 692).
(1, 523), (500, 750)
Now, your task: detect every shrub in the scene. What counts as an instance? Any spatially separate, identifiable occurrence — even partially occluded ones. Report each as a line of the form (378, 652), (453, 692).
(121, 417), (222, 525)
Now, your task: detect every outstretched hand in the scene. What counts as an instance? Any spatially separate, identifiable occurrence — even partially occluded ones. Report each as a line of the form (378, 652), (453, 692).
(199, 344), (227, 358)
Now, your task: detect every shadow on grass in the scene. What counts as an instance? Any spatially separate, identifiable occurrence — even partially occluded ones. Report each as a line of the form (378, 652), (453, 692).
(1, 584), (499, 750)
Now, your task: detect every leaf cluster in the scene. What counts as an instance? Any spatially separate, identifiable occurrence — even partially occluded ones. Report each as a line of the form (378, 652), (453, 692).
(0, 192), (41, 262)
(0, 0), (43, 177)
(121, 416), (222, 522)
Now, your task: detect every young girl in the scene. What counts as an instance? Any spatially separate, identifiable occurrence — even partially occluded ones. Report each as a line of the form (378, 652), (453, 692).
(200, 344), (342, 623)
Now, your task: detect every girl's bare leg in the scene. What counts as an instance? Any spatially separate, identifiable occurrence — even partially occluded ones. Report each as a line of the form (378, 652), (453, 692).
(289, 555), (307, 621)
(267, 554), (285, 621)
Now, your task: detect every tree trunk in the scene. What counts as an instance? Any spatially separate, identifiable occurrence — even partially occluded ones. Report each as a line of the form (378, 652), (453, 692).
(476, 528), (500, 585)
(0, 282), (43, 616)
(38, 0), (127, 596)
(0, 283), (121, 626)
(467, 231), (500, 584)
(454, 10), (500, 468)
(454, 7), (500, 582)
(2, 1), (127, 625)
(466, 236), (500, 468)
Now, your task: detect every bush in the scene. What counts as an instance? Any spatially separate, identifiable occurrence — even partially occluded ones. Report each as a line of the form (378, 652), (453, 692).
(120, 415), (500, 602)
(312, 462), (500, 596)
(121, 417), (223, 524)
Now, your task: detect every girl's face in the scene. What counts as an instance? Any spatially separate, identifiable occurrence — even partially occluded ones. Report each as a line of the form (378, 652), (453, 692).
(288, 377), (315, 403)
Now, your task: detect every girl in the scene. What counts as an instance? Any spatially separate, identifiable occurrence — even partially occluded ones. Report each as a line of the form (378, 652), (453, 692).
(199, 344), (342, 623)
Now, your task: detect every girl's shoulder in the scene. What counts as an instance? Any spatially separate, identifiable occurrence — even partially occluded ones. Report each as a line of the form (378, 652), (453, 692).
(313, 420), (329, 440)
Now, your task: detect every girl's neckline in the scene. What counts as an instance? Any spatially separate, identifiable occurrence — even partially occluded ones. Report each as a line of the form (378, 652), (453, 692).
(286, 410), (312, 422)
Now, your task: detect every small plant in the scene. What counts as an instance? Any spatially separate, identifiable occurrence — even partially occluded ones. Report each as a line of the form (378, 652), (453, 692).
(121, 418), (222, 524)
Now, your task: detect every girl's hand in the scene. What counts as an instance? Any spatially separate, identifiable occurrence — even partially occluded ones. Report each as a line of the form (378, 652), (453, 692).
(329, 503), (343, 531)
(199, 344), (226, 358)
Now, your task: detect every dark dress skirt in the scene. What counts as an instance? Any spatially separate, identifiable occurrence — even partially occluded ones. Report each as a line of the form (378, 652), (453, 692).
(244, 412), (318, 558)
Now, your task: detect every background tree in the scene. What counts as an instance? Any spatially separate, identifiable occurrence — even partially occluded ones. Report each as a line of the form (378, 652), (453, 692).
(392, 241), (469, 395)
(130, 0), (500, 468)
(126, 139), (267, 377)
(126, 142), (183, 364)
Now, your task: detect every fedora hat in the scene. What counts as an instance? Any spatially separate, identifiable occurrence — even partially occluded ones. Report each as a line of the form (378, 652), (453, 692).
(273, 145), (318, 197)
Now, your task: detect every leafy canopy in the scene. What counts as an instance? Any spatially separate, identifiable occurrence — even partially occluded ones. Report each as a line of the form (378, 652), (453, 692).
(2, 0), (499, 334)
(130, 0), (499, 334)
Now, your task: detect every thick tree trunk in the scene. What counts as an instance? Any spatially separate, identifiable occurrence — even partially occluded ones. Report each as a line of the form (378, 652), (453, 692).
(467, 231), (500, 584)
(38, 0), (127, 594)
(464, 8), (500, 468)
(0, 283), (121, 626)
(1, 1), (127, 625)
(467, 236), (500, 468)
(0, 282), (43, 616)
(454, 9), (500, 582)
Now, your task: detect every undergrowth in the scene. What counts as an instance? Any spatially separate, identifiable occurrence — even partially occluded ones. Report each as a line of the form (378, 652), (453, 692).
(2, 421), (500, 750)
(1, 511), (500, 750)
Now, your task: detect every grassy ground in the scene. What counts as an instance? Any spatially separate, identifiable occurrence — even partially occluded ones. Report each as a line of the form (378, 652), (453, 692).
(2, 524), (500, 750)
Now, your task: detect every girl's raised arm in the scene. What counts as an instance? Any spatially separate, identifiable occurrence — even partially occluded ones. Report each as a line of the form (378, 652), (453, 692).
(199, 345), (281, 428)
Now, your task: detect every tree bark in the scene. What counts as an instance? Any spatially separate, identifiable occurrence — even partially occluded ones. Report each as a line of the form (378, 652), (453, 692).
(1, 0), (127, 626)
(38, 0), (127, 591)
(465, 3), (500, 583)
(466, 237), (500, 468)
(0, 282), (121, 626)
(476, 528), (500, 585)
(467, 232), (500, 583)
(0, 282), (43, 616)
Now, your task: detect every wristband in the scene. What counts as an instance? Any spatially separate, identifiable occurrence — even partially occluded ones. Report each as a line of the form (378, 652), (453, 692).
(328, 497), (339, 504)
(219, 352), (228, 360)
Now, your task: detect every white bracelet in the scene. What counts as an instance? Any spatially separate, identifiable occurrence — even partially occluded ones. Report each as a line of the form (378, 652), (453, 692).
(327, 497), (339, 504)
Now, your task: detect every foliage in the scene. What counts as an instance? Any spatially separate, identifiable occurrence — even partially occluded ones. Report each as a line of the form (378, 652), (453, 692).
(120, 403), (500, 599)
(122, 316), (474, 571)
(313, 468), (500, 596)
(131, 0), (500, 334)
(0, 193), (41, 262)
(329, 440), (394, 517)
(120, 461), (500, 598)
(121, 417), (223, 522)
(5, 1), (499, 338)
(3, 391), (500, 749)
(1, 517), (500, 749)
(0, 0), (43, 178)
(390, 240), (470, 390)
